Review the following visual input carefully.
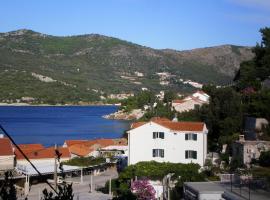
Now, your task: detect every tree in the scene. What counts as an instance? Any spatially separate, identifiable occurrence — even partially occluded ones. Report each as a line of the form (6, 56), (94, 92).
(131, 179), (156, 200)
(0, 171), (17, 200)
(42, 184), (73, 200)
(259, 151), (270, 167)
(163, 91), (177, 104)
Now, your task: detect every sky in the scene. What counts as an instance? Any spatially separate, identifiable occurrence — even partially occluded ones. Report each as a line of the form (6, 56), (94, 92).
(0, 0), (269, 50)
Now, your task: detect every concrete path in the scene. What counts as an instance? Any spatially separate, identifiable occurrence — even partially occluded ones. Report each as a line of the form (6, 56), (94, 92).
(20, 169), (118, 200)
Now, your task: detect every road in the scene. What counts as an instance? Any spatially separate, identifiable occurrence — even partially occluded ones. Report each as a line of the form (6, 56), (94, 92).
(20, 169), (118, 200)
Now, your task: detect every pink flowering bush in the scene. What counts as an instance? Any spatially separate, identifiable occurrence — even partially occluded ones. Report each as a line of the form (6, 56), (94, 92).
(131, 178), (156, 200)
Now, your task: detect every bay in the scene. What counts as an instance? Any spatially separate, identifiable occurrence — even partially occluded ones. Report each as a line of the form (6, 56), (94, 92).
(0, 106), (130, 147)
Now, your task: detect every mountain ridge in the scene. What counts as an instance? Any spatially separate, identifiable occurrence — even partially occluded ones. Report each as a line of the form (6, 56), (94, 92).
(0, 29), (254, 104)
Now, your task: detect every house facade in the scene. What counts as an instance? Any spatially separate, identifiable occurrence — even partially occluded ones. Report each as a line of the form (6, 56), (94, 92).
(128, 118), (208, 166)
(172, 91), (209, 113)
(232, 135), (270, 166)
(0, 136), (15, 171)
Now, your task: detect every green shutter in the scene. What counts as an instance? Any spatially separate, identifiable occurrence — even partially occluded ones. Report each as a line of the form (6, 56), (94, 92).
(185, 151), (188, 159)
(185, 134), (188, 140)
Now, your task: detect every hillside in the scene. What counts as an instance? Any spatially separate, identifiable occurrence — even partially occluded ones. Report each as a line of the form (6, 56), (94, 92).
(0, 29), (254, 104)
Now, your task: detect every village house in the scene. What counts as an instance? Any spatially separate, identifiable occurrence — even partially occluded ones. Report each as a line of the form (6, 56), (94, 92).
(172, 91), (209, 113)
(15, 144), (71, 165)
(63, 138), (127, 158)
(232, 135), (270, 167)
(232, 117), (270, 167)
(0, 135), (15, 172)
(127, 117), (208, 166)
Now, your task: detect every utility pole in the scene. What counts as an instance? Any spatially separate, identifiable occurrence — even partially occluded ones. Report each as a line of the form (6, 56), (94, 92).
(109, 178), (112, 195)
(54, 144), (58, 191)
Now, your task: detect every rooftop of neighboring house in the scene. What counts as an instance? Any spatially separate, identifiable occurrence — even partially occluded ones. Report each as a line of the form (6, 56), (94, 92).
(130, 117), (205, 132)
(63, 140), (87, 148)
(0, 137), (14, 156)
(172, 96), (206, 104)
(172, 90), (209, 104)
(65, 138), (127, 157)
(15, 146), (71, 160)
(15, 143), (45, 158)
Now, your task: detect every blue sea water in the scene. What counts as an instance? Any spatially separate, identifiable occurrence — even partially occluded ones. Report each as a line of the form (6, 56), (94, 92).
(0, 106), (130, 147)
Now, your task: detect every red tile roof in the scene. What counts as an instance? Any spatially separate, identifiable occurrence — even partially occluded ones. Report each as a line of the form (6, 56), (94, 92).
(67, 138), (127, 157)
(15, 144), (45, 159)
(0, 138), (14, 156)
(130, 118), (205, 132)
(154, 121), (204, 132)
(16, 147), (70, 160)
(69, 144), (94, 157)
(64, 140), (87, 147)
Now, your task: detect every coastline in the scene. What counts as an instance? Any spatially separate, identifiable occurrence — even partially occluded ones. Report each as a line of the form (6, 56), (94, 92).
(0, 102), (121, 107)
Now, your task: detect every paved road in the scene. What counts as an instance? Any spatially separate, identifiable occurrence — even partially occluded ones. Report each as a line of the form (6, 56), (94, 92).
(20, 169), (118, 200)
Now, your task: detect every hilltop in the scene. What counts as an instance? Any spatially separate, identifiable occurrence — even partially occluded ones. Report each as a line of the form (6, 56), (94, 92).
(0, 29), (253, 104)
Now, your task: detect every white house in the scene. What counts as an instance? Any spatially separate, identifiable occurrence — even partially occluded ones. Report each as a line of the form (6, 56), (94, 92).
(128, 117), (208, 166)
(172, 91), (209, 113)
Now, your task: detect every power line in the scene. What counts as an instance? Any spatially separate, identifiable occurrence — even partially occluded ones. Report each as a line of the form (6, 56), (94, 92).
(0, 125), (59, 195)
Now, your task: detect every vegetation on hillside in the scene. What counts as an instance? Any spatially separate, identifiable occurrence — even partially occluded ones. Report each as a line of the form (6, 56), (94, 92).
(0, 29), (252, 104)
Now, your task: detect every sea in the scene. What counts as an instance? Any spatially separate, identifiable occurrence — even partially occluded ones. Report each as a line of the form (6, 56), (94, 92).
(0, 106), (131, 147)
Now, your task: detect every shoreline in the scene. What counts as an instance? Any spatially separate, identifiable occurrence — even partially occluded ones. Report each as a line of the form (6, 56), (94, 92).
(0, 103), (121, 107)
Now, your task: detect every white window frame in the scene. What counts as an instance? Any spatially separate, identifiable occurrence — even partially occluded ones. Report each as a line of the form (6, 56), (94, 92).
(185, 133), (197, 141)
(185, 150), (197, 159)
(152, 149), (164, 158)
(153, 132), (165, 139)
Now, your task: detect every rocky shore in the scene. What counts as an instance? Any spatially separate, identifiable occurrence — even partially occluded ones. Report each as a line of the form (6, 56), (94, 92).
(103, 109), (145, 120)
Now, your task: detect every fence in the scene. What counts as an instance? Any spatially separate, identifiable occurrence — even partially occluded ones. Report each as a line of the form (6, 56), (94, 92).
(220, 173), (270, 200)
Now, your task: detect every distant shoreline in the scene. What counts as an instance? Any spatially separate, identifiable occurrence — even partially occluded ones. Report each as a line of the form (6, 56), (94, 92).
(0, 103), (121, 107)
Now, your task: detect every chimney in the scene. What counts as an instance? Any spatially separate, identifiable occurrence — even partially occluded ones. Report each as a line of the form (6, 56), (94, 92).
(172, 113), (178, 122)
(239, 135), (245, 142)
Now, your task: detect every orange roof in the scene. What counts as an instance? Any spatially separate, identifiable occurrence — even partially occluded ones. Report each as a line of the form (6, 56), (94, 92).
(69, 144), (93, 157)
(154, 121), (204, 132)
(0, 138), (14, 156)
(64, 140), (87, 147)
(130, 118), (205, 132)
(15, 144), (45, 159)
(16, 147), (70, 160)
(68, 138), (127, 157)
(131, 122), (147, 129)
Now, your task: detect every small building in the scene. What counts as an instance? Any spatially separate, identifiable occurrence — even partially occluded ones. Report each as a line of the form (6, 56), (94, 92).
(172, 91), (209, 113)
(184, 182), (225, 200)
(243, 117), (268, 140)
(0, 136), (15, 171)
(128, 117), (208, 166)
(64, 138), (127, 158)
(232, 135), (270, 166)
(99, 145), (128, 157)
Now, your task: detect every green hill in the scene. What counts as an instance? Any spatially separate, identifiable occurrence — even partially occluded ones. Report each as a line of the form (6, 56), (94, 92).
(0, 29), (254, 104)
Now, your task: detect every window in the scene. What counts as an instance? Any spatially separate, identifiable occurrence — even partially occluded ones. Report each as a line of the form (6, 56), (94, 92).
(152, 149), (164, 158)
(153, 132), (165, 139)
(185, 133), (197, 141)
(185, 150), (197, 159)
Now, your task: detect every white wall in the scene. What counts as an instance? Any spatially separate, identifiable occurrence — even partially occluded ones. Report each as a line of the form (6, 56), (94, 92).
(16, 157), (70, 165)
(172, 99), (203, 113)
(192, 92), (209, 102)
(0, 155), (15, 171)
(128, 122), (207, 166)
